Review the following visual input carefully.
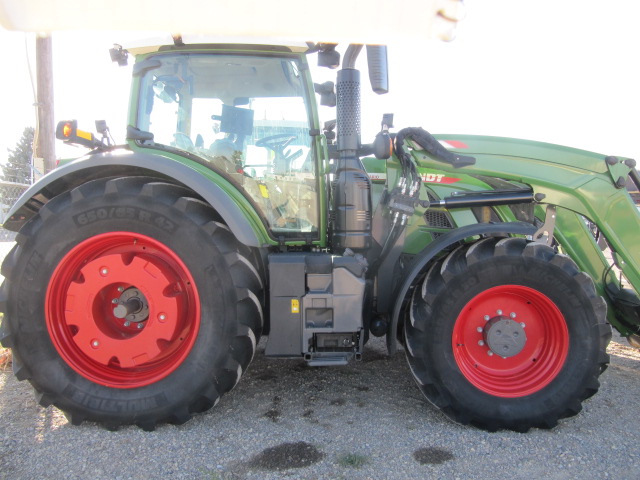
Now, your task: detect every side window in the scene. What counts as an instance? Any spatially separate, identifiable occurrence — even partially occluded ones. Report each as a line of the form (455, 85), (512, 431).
(138, 54), (319, 236)
(189, 97), (317, 234)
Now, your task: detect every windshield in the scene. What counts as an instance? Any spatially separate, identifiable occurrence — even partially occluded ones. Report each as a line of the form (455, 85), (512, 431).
(136, 52), (318, 236)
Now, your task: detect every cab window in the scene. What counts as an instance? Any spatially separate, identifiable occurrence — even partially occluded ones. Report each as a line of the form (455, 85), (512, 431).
(137, 53), (318, 236)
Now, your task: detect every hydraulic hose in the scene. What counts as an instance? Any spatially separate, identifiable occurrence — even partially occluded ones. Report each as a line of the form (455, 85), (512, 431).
(395, 127), (476, 169)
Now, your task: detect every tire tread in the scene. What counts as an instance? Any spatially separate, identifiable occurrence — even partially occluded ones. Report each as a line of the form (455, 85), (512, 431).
(405, 236), (611, 431)
(0, 176), (264, 430)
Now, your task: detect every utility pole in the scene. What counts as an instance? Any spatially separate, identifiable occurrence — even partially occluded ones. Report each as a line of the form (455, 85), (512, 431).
(35, 35), (55, 175)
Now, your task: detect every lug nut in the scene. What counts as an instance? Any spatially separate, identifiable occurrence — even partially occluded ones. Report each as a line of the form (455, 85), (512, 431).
(124, 321), (131, 327)
(118, 286), (125, 292)
(478, 340), (485, 346)
(112, 298), (119, 304)
(496, 309), (503, 315)
(158, 314), (166, 322)
(91, 340), (99, 348)
(487, 351), (494, 356)
(483, 315), (490, 321)
(476, 326), (483, 333)
(520, 322), (526, 328)
(137, 323), (144, 329)
(510, 312), (517, 319)
(100, 268), (109, 276)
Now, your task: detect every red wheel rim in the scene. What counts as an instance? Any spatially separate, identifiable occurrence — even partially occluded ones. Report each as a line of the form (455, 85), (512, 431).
(46, 232), (200, 388)
(452, 285), (568, 397)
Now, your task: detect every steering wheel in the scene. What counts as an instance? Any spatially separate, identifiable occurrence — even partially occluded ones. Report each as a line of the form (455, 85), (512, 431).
(256, 134), (297, 152)
(256, 134), (301, 174)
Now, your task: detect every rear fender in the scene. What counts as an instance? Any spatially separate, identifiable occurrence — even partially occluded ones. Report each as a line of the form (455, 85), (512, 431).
(3, 151), (268, 247)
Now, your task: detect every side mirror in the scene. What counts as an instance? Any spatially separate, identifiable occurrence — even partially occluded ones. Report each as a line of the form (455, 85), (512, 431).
(366, 45), (389, 95)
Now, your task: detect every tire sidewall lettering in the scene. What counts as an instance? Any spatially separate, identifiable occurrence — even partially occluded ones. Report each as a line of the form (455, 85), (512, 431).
(74, 207), (176, 233)
(65, 384), (169, 413)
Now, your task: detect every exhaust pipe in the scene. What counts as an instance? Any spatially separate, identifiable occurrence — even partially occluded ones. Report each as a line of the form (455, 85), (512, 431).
(332, 45), (372, 252)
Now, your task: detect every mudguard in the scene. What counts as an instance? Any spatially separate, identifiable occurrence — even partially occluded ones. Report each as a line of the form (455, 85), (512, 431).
(3, 150), (265, 247)
(387, 221), (538, 354)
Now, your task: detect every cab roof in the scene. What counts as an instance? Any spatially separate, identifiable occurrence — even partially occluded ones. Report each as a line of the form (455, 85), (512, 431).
(124, 35), (310, 57)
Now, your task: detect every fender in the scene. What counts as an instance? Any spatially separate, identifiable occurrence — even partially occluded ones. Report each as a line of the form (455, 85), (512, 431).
(3, 150), (264, 247)
(387, 221), (538, 354)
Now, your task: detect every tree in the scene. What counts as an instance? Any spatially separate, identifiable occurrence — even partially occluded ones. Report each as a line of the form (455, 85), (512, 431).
(3, 127), (34, 184)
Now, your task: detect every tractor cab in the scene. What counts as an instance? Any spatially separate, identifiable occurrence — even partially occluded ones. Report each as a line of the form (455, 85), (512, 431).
(130, 46), (322, 239)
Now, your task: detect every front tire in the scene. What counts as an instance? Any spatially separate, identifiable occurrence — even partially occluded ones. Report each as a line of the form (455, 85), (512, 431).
(0, 177), (263, 429)
(404, 237), (611, 431)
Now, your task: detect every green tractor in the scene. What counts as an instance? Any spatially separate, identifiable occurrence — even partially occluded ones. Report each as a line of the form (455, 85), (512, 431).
(1, 39), (638, 432)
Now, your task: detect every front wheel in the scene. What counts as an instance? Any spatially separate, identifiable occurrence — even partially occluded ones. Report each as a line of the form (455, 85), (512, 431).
(0, 177), (263, 429)
(404, 237), (611, 431)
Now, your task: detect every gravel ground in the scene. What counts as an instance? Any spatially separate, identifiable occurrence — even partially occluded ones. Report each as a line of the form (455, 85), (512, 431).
(1, 241), (640, 480)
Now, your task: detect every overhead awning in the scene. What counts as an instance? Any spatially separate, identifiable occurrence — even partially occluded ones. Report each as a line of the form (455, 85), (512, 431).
(0, 0), (465, 42)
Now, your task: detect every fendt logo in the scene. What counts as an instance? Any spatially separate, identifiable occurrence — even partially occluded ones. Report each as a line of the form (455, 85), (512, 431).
(420, 173), (461, 184)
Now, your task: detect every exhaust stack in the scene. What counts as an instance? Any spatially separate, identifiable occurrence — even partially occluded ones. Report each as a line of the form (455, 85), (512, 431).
(332, 45), (372, 252)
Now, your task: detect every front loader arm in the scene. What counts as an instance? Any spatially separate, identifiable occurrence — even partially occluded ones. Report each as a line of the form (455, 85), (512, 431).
(415, 135), (640, 336)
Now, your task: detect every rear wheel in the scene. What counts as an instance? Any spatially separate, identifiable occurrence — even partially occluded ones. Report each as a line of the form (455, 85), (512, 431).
(0, 177), (263, 429)
(404, 237), (611, 431)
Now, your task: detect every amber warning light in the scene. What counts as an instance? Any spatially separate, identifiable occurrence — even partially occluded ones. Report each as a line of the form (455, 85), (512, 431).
(62, 122), (73, 138)
(55, 120), (103, 149)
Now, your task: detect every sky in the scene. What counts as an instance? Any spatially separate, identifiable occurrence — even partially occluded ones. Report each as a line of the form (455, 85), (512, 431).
(0, 0), (639, 169)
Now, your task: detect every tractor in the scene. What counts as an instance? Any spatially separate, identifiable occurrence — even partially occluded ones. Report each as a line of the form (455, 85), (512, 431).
(1, 38), (638, 432)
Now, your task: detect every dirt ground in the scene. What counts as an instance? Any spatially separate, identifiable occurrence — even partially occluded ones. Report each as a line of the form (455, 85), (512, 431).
(1, 239), (640, 479)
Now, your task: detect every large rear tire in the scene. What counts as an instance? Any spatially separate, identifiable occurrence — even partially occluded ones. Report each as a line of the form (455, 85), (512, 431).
(404, 237), (611, 431)
(0, 177), (263, 430)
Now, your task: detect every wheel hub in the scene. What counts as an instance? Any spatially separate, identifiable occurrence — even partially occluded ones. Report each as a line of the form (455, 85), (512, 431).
(112, 287), (149, 326)
(483, 315), (527, 358)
